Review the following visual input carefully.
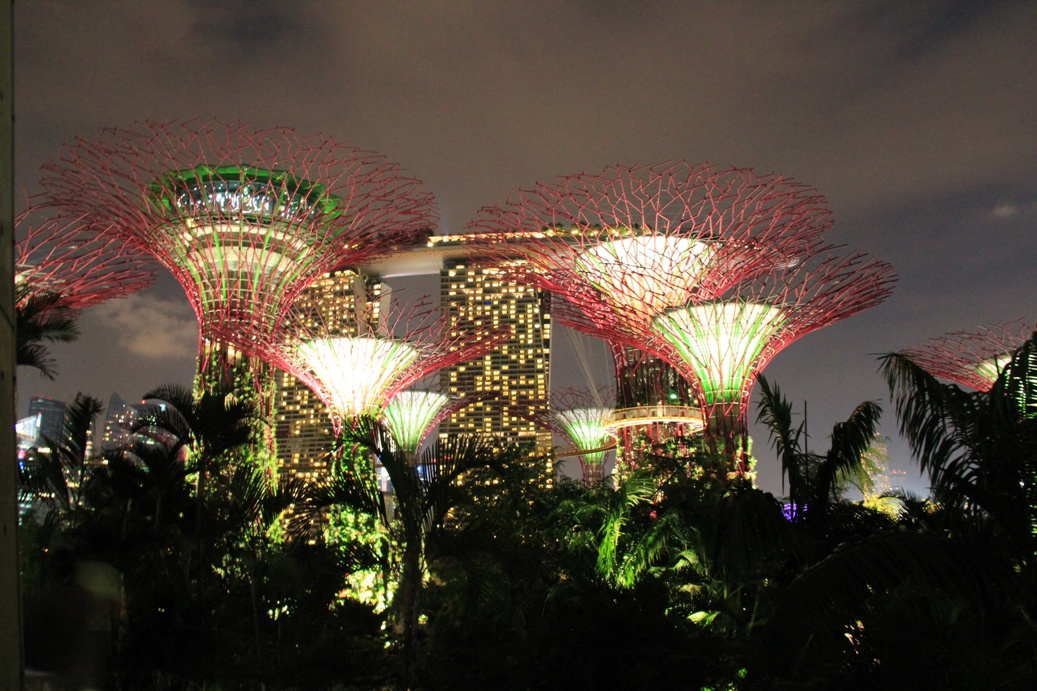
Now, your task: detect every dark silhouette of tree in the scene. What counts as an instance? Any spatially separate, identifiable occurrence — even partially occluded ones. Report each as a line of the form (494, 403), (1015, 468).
(19, 394), (102, 529)
(15, 289), (79, 380)
(880, 333), (1037, 556)
(755, 374), (880, 523)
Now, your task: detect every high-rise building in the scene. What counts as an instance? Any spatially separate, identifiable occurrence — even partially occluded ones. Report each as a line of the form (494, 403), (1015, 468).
(274, 269), (385, 484)
(272, 235), (558, 483)
(99, 393), (134, 453)
(27, 397), (65, 450)
(97, 393), (172, 455)
(436, 250), (553, 452)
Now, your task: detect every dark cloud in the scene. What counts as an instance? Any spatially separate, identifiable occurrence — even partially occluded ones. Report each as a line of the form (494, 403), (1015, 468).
(186, 0), (304, 52)
(90, 293), (197, 360)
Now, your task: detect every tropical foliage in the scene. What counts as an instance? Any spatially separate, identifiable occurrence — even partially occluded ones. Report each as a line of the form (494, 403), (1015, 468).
(15, 288), (80, 380)
(16, 331), (1037, 688)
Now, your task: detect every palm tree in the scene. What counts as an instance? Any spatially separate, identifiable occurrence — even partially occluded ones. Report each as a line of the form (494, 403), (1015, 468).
(15, 289), (79, 380)
(879, 333), (1037, 556)
(136, 383), (257, 580)
(755, 374), (881, 523)
(19, 393), (103, 529)
(301, 418), (521, 688)
(746, 348), (1037, 687)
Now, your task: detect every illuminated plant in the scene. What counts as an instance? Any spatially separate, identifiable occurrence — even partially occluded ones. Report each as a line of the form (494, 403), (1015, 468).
(898, 320), (1035, 391)
(469, 162), (895, 475)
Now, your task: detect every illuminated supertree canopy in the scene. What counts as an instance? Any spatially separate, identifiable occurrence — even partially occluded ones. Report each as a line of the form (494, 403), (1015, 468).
(297, 337), (420, 420)
(469, 161), (832, 329)
(898, 320), (1035, 391)
(259, 297), (510, 434)
(651, 300), (787, 407)
(15, 207), (156, 311)
(525, 388), (616, 485)
(468, 162), (896, 474)
(382, 390), (477, 458)
(38, 120), (438, 377)
(555, 407), (613, 484)
(643, 251), (895, 442)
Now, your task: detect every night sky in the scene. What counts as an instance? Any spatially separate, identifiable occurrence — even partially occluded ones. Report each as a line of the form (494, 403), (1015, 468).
(14, 1), (1037, 495)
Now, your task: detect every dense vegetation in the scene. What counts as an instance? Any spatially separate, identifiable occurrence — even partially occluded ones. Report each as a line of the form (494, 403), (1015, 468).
(16, 335), (1037, 689)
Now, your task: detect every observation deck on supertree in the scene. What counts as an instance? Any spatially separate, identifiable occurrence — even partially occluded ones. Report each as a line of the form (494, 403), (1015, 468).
(898, 320), (1035, 391)
(15, 207), (156, 311)
(37, 120), (437, 389)
(467, 162), (896, 476)
(603, 344), (704, 474)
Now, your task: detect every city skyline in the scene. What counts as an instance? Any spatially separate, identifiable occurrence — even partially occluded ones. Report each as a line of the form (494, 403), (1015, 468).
(13, 1), (1037, 495)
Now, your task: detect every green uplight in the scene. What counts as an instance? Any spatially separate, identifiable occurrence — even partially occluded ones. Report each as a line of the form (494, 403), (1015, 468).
(296, 337), (419, 418)
(383, 390), (452, 455)
(556, 407), (611, 466)
(976, 353), (1013, 386)
(147, 165), (343, 224)
(651, 301), (786, 405)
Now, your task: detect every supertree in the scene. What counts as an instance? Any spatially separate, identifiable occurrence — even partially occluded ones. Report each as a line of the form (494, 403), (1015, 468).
(259, 295), (510, 439)
(641, 250), (895, 471)
(38, 120), (436, 387)
(15, 206), (157, 311)
(14, 206), (157, 379)
(525, 388), (616, 486)
(259, 296), (508, 592)
(382, 389), (488, 461)
(39, 120), (436, 475)
(603, 344), (705, 474)
(468, 162), (896, 476)
(898, 320), (1035, 391)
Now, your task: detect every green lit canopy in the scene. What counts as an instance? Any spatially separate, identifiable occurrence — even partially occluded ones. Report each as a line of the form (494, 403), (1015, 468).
(651, 301), (786, 406)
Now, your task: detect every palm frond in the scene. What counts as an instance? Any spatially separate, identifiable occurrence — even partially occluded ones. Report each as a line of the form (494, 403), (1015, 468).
(879, 352), (976, 479)
(755, 375), (809, 500)
(814, 400), (882, 505)
(757, 531), (1021, 674)
(15, 290), (80, 379)
(596, 471), (658, 580)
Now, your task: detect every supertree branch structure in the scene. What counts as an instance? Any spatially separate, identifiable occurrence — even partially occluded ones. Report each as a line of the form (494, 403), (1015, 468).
(524, 388), (616, 486)
(15, 207), (156, 311)
(255, 297), (511, 435)
(898, 320), (1035, 391)
(38, 120), (437, 378)
(602, 344), (705, 474)
(467, 161), (833, 328)
(466, 162), (895, 476)
(382, 389), (490, 459)
(629, 249), (895, 468)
